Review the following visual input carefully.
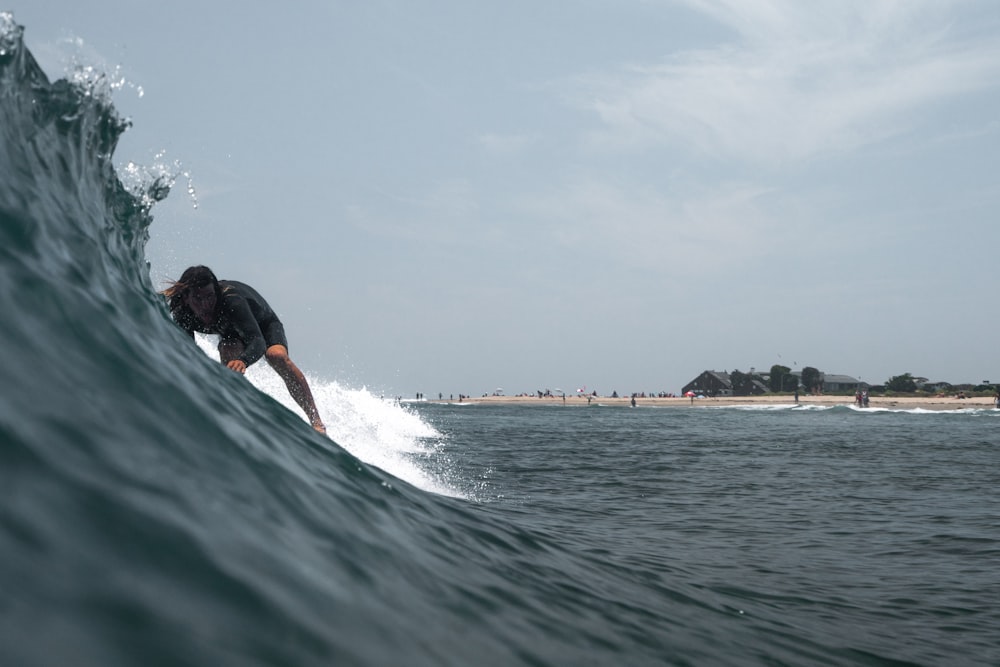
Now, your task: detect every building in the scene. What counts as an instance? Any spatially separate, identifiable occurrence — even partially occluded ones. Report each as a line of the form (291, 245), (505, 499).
(819, 374), (862, 392)
(684, 369), (861, 396)
(682, 370), (769, 397)
(789, 372), (861, 392)
(682, 371), (733, 397)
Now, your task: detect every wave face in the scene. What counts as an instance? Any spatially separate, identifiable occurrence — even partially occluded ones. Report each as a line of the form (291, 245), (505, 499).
(0, 17), (494, 667)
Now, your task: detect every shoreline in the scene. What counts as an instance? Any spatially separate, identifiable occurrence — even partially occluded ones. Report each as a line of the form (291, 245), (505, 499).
(426, 394), (997, 411)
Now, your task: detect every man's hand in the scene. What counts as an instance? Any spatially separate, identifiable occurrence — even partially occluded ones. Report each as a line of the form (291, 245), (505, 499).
(226, 359), (247, 374)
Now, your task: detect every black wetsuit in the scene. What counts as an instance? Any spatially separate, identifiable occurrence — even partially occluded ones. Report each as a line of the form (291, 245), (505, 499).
(174, 280), (288, 366)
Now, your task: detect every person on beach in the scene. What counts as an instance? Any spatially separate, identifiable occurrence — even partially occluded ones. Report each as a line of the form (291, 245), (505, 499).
(162, 265), (326, 434)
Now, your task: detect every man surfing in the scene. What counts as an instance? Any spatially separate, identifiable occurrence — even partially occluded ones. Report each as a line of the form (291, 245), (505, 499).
(163, 266), (327, 434)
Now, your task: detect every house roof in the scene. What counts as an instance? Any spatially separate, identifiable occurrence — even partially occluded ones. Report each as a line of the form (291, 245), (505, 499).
(822, 374), (859, 384)
(682, 371), (732, 390)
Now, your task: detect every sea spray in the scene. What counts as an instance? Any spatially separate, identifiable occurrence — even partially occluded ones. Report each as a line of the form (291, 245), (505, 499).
(192, 336), (461, 496)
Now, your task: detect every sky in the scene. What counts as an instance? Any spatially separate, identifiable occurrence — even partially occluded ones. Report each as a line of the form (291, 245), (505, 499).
(14, 0), (1000, 397)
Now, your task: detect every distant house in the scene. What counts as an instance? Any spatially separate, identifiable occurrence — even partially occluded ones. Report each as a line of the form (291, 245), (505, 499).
(821, 374), (862, 392)
(684, 369), (865, 395)
(682, 371), (733, 397)
(682, 371), (770, 397)
(787, 371), (861, 393)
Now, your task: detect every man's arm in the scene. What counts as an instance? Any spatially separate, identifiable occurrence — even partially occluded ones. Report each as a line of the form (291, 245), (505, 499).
(225, 297), (267, 367)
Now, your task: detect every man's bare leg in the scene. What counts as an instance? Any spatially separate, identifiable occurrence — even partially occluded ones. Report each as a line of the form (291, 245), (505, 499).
(218, 340), (326, 434)
(265, 344), (327, 434)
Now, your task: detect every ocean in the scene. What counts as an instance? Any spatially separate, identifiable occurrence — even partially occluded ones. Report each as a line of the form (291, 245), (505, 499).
(2, 15), (999, 666)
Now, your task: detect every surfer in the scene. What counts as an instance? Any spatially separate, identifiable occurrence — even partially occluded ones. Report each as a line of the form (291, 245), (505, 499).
(162, 266), (327, 434)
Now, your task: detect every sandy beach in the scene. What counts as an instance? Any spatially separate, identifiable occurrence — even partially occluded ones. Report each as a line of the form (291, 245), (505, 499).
(435, 394), (996, 411)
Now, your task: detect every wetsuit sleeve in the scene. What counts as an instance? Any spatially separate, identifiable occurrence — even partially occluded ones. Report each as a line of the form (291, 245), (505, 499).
(226, 297), (267, 366)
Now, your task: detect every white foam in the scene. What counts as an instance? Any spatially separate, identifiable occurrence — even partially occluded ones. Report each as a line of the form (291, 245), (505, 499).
(195, 336), (461, 497)
(708, 403), (823, 411)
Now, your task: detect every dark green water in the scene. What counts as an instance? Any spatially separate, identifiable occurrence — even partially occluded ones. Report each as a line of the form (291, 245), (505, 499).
(413, 403), (1000, 665)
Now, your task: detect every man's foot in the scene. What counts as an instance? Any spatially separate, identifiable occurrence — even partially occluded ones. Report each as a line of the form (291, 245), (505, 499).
(312, 421), (327, 435)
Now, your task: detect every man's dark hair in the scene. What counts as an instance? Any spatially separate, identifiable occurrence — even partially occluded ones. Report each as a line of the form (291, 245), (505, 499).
(162, 265), (221, 317)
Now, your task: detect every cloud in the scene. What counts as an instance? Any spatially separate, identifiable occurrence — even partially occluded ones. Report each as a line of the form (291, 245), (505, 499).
(516, 175), (789, 281)
(574, 0), (1000, 164)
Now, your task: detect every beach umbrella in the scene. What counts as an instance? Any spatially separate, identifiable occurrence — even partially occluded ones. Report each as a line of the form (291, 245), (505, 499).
(685, 391), (696, 397)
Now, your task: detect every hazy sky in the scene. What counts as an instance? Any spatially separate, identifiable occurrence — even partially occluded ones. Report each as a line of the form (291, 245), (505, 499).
(16, 1), (1000, 396)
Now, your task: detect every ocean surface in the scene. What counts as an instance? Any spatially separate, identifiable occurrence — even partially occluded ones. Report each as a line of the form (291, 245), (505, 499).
(2, 15), (999, 666)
